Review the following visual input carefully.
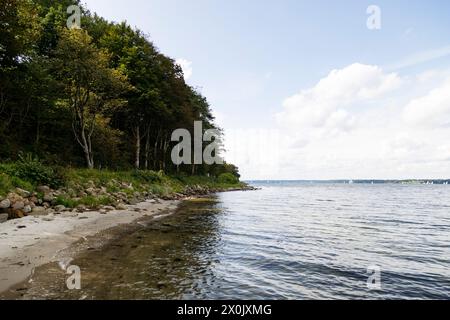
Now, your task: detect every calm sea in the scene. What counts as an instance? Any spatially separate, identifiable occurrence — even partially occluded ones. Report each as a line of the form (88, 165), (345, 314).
(9, 182), (450, 300)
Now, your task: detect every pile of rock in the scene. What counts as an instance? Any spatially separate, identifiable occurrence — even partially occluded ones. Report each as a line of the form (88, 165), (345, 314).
(0, 183), (154, 223)
(0, 180), (254, 223)
(0, 187), (59, 221)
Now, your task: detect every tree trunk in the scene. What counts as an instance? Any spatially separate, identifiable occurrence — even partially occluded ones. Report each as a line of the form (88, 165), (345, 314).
(162, 135), (169, 171)
(80, 125), (94, 169)
(144, 127), (150, 170)
(153, 128), (161, 169)
(135, 125), (141, 169)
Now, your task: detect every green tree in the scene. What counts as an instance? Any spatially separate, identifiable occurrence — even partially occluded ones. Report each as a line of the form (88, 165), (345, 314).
(53, 28), (130, 168)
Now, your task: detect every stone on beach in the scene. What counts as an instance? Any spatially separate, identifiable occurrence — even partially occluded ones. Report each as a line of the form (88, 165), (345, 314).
(114, 203), (127, 210)
(0, 199), (11, 209)
(15, 188), (31, 198)
(29, 207), (47, 216)
(0, 213), (8, 223)
(12, 201), (25, 211)
(54, 205), (67, 213)
(36, 186), (51, 194)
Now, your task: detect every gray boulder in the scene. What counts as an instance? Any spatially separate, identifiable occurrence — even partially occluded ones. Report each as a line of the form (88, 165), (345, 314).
(0, 213), (8, 223)
(12, 201), (25, 210)
(0, 199), (11, 209)
(30, 206), (47, 216)
(54, 205), (67, 213)
(23, 205), (32, 214)
(36, 186), (51, 194)
(115, 203), (127, 210)
(15, 188), (31, 198)
(43, 194), (55, 203)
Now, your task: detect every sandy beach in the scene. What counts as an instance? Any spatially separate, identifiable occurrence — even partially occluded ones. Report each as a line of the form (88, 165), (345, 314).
(0, 199), (180, 295)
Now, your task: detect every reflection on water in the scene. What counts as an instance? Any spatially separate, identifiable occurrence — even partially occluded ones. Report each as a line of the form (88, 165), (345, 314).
(6, 183), (450, 299)
(10, 199), (224, 300)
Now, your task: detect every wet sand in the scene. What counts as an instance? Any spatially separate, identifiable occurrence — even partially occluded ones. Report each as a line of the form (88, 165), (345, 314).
(0, 199), (180, 295)
(0, 197), (220, 300)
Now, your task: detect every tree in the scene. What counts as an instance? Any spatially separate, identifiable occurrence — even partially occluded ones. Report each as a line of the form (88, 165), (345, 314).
(53, 28), (130, 168)
(0, 0), (240, 177)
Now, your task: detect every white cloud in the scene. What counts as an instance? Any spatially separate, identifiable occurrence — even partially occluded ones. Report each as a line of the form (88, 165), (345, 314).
(176, 58), (193, 80)
(276, 63), (401, 134)
(225, 64), (450, 180)
(403, 78), (450, 127)
(249, 64), (450, 180)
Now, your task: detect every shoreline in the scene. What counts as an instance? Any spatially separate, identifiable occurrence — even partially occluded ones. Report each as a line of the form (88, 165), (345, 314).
(0, 198), (181, 295)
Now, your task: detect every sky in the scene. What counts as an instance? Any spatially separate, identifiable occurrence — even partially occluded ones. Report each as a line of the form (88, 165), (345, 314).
(83, 0), (450, 180)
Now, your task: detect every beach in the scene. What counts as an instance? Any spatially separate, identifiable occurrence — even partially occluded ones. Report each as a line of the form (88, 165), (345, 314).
(0, 199), (180, 295)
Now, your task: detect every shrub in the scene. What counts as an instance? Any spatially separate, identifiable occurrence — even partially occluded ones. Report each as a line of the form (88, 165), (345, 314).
(0, 173), (34, 196)
(55, 195), (79, 208)
(132, 170), (162, 183)
(13, 153), (65, 188)
(0, 173), (13, 196)
(78, 195), (113, 208)
(218, 173), (239, 185)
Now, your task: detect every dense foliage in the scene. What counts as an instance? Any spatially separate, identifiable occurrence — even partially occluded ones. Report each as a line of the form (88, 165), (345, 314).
(0, 0), (240, 179)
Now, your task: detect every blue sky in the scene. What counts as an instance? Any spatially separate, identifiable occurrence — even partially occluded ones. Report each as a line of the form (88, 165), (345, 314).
(83, 0), (450, 180)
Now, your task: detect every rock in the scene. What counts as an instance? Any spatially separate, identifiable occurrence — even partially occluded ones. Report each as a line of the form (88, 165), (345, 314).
(54, 205), (66, 213)
(12, 201), (25, 210)
(115, 203), (127, 210)
(0, 199), (11, 209)
(66, 188), (77, 197)
(128, 198), (139, 206)
(23, 205), (32, 214)
(61, 212), (78, 218)
(86, 180), (95, 188)
(30, 206), (47, 216)
(76, 205), (87, 212)
(15, 188), (31, 198)
(10, 209), (24, 219)
(99, 209), (107, 215)
(43, 194), (55, 203)
(28, 196), (38, 204)
(0, 213), (8, 223)
(103, 206), (115, 211)
(37, 186), (51, 194)
(86, 187), (96, 195)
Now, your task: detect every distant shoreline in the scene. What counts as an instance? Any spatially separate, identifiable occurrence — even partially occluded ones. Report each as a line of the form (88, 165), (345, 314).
(247, 180), (450, 185)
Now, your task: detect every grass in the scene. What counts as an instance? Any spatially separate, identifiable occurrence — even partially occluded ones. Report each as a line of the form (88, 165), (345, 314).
(0, 162), (245, 205)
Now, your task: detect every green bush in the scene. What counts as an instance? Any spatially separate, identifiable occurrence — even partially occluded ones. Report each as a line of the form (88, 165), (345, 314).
(218, 173), (239, 185)
(132, 170), (162, 183)
(55, 195), (79, 208)
(12, 153), (65, 188)
(0, 173), (34, 196)
(0, 173), (13, 196)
